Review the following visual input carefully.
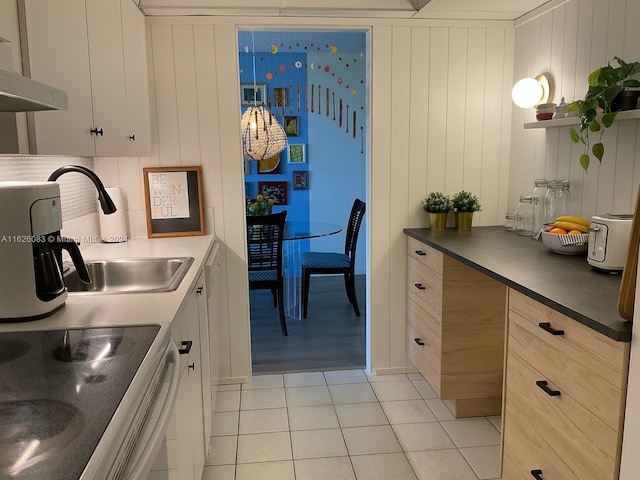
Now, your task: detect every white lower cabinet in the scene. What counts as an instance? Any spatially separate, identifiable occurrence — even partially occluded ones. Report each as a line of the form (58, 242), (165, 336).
(147, 270), (210, 480)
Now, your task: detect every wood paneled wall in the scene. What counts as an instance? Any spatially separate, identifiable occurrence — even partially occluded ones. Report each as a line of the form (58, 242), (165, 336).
(141, 16), (514, 379)
(510, 0), (640, 217)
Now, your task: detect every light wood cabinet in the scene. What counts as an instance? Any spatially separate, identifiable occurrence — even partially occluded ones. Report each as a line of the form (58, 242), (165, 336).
(19, 0), (151, 157)
(406, 236), (507, 417)
(502, 290), (630, 480)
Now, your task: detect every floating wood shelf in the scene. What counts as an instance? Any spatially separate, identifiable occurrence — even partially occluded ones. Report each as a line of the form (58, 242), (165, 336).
(523, 109), (640, 129)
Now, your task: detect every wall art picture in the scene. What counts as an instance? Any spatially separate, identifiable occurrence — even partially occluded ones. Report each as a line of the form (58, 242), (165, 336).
(143, 166), (205, 238)
(241, 83), (266, 106)
(273, 87), (287, 107)
(258, 181), (288, 205)
(284, 116), (299, 136)
(293, 171), (308, 190)
(287, 144), (306, 164)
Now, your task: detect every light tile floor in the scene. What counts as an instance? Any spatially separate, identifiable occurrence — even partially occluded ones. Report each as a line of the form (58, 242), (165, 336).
(203, 370), (502, 480)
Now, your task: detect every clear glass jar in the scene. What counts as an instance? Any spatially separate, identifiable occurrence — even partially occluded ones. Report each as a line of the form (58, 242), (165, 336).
(544, 179), (569, 223)
(515, 195), (535, 236)
(532, 179), (549, 234)
(504, 211), (516, 231)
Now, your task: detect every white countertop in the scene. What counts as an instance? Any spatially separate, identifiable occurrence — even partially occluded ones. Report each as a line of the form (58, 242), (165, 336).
(0, 234), (216, 334)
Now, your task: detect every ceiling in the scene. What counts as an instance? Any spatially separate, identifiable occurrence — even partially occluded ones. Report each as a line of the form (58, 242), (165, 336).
(138, 0), (555, 21)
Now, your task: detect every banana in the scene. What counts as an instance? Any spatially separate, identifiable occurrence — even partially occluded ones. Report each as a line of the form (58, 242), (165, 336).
(554, 215), (590, 228)
(548, 221), (589, 233)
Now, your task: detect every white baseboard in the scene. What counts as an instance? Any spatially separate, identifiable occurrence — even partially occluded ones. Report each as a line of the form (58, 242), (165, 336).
(214, 376), (250, 385)
(369, 366), (419, 376)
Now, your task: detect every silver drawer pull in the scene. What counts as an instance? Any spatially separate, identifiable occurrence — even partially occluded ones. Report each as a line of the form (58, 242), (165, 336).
(414, 283), (426, 290)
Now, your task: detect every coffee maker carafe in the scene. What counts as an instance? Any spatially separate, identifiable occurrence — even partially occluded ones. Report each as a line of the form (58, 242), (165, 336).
(0, 182), (90, 321)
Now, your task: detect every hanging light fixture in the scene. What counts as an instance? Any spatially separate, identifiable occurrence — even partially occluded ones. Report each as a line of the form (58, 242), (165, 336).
(241, 33), (287, 161)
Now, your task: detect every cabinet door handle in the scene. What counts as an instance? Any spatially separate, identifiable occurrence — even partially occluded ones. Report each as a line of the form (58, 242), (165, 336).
(530, 469), (544, 479)
(414, 338), (425, 346)
(188, 363), (196, 371)
(414, 250), (427, 256)
(536, 380), (560, 397)
(196, 286), (204, 295)
(179, 340), (193, 355)
(538, 322), (564, 336)
(414, 283), (426, 290)
(90, 127), (104, 136)
(129, 134), (136, 141)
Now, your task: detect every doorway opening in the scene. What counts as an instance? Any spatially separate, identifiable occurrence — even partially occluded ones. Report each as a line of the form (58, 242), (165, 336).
(238, 29), (369, 374)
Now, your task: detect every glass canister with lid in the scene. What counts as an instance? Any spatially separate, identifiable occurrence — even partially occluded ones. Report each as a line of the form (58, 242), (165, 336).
(532, 179), (549, 234)
(515, 195), (536, 236)
(544, 179), (570, 224)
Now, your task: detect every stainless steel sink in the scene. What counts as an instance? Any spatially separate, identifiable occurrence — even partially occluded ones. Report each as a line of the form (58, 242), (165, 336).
(64, 257), (194, 294)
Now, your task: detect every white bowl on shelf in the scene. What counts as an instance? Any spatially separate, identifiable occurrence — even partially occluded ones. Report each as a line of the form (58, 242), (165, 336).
(540, 230), (588, 255)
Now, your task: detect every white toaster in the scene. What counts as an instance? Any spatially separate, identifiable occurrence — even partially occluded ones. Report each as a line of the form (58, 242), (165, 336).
(587, 214), (634, 271)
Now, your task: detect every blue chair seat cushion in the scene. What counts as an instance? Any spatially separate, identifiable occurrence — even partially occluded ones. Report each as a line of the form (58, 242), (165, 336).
(249, 270), (277, 282)
(301, 252), (350, 269)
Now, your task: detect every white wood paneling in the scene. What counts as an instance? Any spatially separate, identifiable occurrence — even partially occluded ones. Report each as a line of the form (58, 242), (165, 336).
(511, 0), (640, 222)
(388, 26), (412, 368)
(369, 25), (393, 371)
(139, 16), (515, 378)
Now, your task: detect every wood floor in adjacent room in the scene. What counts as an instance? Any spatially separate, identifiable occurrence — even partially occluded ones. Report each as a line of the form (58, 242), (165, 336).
(249, 275), (366, 375)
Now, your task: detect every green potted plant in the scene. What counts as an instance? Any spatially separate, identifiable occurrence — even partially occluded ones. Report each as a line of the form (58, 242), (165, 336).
(246, 194), (274, 216)
(568, 56), (640, 171)
(421, 192), (452, 230)
(451, 190), (481, 230)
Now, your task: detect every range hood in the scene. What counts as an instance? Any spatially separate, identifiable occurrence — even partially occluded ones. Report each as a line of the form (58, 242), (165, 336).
(0, 39), (67, 112)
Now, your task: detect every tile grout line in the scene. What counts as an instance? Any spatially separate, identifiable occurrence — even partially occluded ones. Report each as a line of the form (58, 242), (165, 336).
(210, 370), (500, 480)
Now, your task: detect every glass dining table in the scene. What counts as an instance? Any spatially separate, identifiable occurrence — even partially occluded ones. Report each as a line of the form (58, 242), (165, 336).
(282, 221), (342, 319)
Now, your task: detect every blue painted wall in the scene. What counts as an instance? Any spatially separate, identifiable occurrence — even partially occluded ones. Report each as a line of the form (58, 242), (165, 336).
(240, 32), (367, 274)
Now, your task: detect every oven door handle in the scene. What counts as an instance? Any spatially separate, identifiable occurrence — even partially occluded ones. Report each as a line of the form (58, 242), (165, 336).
(124, 341), (181, 479)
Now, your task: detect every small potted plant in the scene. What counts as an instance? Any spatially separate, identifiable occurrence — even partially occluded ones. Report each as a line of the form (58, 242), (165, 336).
(421, 192), (452, 230)
(451, 190), (481, 230)
(568, 56), (640, 171)
(246, 194), (274, 216)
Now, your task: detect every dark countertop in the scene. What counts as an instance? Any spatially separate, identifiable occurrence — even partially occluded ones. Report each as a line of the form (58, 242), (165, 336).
(404, 226), (632, 342)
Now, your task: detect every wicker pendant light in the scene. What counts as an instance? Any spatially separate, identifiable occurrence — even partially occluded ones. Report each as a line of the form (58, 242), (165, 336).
(241, 32), (287, 161)
(241, 105), (288, 161)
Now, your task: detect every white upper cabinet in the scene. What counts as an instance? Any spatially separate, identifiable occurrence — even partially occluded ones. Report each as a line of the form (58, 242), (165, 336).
(19, 0), (151, 157)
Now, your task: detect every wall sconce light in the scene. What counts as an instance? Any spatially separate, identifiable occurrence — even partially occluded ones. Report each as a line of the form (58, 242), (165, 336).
(511, 73), (553, 108)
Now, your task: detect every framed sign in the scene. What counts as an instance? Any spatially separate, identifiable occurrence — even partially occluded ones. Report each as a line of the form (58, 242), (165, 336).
(287, 144), (306, 164)
(258, 181), (288, 205)
(143, 166), (205, 238)
(241, 83), (266, 106)
(293, 171), (308, 190)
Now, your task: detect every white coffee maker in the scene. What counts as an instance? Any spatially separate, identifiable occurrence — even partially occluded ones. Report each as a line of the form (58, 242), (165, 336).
(0, 182), (90, 321)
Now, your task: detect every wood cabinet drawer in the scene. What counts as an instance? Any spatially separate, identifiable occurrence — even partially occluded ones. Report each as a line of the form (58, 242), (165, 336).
(407, 292), (441, 340)
(508, 291), (629, 429)
(408, 236), (443, 274)
(509, 290), (629, 389)
(503, 353), (623, 480)
(407, 256), (442, 317)
(407, 316), (441, 394)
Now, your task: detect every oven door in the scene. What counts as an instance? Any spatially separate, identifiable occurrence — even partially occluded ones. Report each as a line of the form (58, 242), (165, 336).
(80, 337), (181, 480)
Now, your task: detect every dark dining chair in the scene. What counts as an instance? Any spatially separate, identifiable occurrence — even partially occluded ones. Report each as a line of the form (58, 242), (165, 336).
(247, 211), (288, 336)
(301, 199), (366, 319)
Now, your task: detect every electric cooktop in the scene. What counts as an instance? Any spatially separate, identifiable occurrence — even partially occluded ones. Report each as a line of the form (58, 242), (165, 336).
(0, 325), (159, 479)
